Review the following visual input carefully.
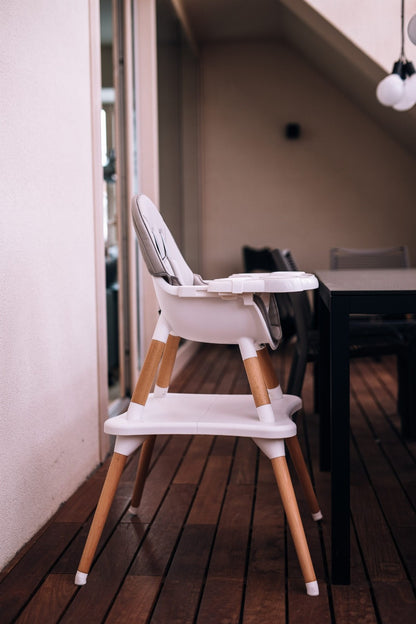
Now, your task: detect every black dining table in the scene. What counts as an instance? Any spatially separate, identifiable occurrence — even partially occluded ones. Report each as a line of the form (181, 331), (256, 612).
(315, 268), (416, 584)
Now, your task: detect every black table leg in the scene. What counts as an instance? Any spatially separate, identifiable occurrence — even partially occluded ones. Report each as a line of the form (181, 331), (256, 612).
(318, 293), (330, 471)
(330, 296), (350, 584)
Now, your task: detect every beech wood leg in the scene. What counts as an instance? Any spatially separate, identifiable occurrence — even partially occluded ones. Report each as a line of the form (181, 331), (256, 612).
(257, 345), (281, 391)
(131, 339), (166, 406)
(75, 452), (127, 585)
(271, 455), (319, 596)
(285, 436), (322, 521)
(154, 334), (181, 395)
(129, 436), (156, 513)
(243, 353), (275, 423)
(258, 348), (322, 519)
(130, 335), (180, 513)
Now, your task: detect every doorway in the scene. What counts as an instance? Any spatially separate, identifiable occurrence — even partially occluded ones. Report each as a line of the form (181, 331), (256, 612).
(100, 0), (138, 406)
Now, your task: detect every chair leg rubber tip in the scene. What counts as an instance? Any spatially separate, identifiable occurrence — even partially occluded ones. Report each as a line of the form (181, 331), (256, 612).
(306, 580), (319, 596)
(75, 571), (88, 586)
(312, 510), (323, 521)
(129, 505), (139, 515)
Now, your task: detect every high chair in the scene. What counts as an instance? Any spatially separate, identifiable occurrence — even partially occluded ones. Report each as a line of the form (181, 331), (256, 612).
(75, 194), (322, 596)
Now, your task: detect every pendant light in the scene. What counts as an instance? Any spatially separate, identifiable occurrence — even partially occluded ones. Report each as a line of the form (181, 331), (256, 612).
(376, 0), (416, 111)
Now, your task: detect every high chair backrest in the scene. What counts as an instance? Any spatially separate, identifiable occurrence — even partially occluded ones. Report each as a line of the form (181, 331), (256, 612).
(131, 194), (195, 286)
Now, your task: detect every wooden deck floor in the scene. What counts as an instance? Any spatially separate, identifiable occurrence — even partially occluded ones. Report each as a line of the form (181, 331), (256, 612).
(1, 345), (415, 623)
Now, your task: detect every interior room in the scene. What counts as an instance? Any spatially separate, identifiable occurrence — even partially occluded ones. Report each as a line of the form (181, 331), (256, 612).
(1, 1), (415, 622)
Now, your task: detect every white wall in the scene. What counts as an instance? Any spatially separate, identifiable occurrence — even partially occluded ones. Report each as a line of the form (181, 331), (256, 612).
(200, 41), (416, 277)
(0, 1), (102, 569)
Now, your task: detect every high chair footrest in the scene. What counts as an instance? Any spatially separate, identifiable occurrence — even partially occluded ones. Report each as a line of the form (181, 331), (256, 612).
(104, 393), (301, 438)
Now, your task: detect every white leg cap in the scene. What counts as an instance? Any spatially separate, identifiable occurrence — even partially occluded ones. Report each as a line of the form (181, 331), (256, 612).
(75, 571), (88, 586)
(306, 580), (319, 596)
(129, 505), (139, 515)
(312, 510), (323, 521)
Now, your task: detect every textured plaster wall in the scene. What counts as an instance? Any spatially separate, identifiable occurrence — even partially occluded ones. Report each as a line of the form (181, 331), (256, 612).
(200, 41), (416, 278)
(0, 1), (101, 569)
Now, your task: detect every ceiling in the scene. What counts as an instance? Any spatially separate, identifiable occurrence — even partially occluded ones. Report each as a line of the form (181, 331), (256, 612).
(180, 0), (285, 42)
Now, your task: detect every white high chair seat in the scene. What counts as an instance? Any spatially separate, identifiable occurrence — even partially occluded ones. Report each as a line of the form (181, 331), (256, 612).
(75, 194), (322, 598)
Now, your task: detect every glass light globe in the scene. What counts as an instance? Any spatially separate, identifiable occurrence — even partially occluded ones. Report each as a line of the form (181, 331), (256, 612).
(404, 71), (416, 99)
(408, 14), (416, 45)
(376, 73), (404, 106)
(393, 81), (416, 110)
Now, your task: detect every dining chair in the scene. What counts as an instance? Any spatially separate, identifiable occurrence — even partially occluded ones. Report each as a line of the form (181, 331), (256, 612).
(74, 195), (322, 596)
(330, 245), (410, 270)
(270, 249), (319, 400)
(242, 245), (296, 341)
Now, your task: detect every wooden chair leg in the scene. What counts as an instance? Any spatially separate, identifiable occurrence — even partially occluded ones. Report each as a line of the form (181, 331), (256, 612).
(130, 339), (166, 406)
(154, 334), (181, 396)
(285, 436), (322, 521)
(75, 452), (127, 585)
(258, 348), (322, 520)
(271, 455), (319, 596)
(257, 345), (282, 397)
(130, 335), (181, 514)
(129, 436), (156, 513)
(242, 348), (275, 423)
(75, 337), (167, 585)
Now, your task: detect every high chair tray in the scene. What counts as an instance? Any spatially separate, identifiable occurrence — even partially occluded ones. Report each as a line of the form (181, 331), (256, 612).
(206, 271), (318, 294)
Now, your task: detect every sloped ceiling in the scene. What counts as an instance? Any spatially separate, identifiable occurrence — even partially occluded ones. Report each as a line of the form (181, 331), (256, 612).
(180, 0), (416, 157)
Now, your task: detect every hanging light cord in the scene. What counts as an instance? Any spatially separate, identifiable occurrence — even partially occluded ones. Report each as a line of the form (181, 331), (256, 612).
(401, 0), (405, 59)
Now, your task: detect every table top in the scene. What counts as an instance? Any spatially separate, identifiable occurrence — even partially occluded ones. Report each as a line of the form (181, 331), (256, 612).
(316, 268), (416, 295)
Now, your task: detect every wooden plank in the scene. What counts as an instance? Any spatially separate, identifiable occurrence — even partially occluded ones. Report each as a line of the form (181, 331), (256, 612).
(330, 529), (379, 624)
(120, 434), (168, 483)
(347, 424), (415, 624)
(129, 483), (195, 576)
(249, 471), (287, 615)
(150, 524), (216, 623)
(203, 484), (254, 578)
(173, 435), (214, 485)
(60, 523), (144, 623)
(15, 574), (76, 624)
(371, 581), (416, 623)
(197, 578), (244, 623)
(243, 503), (286, 622)
(2, 347), (416, 624)
(197, 483), (254, 621)
(187, 454), (232, 525)
(229, 436), (258, 485)
(53, 457), (111, 523)
(199, 344), (238, 395)
(286, 525), (331, 623)
(350, 367), (416, 581)
(52, 478), (146, 575)
(105, 576), (161, 623)
(284, 420), (331, 623)
(352, 358), (416, 506)
(0, 523), (80, 623)
(301, 358), (379, 624)
(216, 347), (245, 394)
(170, 344), (221, 394)
(125, 435), (192, 524)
